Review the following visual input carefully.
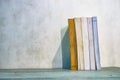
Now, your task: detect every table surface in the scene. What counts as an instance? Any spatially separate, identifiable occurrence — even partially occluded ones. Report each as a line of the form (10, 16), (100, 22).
(0, 67), (120, 80)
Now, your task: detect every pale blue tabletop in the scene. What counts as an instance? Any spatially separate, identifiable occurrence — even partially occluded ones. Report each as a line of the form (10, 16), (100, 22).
(0, 67), (120, 80)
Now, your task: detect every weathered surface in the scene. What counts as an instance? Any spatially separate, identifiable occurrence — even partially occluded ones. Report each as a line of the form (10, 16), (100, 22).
(0, 67), (120, 80)
(0, 0), (120, 69)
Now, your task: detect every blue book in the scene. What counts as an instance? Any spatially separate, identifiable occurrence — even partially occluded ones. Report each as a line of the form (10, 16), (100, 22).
(92, 17), (101, 70)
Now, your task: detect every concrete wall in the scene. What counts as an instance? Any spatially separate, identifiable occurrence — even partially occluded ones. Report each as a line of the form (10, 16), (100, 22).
(0, 0), (120, 69)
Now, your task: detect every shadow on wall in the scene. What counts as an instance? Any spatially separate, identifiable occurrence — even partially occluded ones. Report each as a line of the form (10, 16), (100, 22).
(61, 27), (70, 69)
(52, 26), (70, 69)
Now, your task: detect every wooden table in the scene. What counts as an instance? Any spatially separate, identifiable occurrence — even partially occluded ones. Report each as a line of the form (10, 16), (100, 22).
(0, 67), (120, 80)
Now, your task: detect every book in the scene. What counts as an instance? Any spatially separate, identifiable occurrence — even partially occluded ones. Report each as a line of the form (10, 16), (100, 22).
(74, 18), (84, 70)
(68, 19), (78, 70)
(92, 17), (101, 70)
(87, 17), (96, 70)
(82, 17), (90, 70)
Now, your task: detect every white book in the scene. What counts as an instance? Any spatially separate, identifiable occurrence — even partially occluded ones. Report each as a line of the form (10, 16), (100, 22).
(87, 17), (96, 70)
(92, 17), (101, 70)
(74, 18), (84, 70)
(82, 17), (90, 70)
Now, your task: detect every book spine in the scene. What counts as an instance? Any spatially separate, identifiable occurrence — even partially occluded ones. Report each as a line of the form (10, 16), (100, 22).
(68, 19), (78, 70)
(92, 17), (101, 70)
(82, 17), (90, 70)
(74, 18), (84, 70)
(87, 17), (96, 70)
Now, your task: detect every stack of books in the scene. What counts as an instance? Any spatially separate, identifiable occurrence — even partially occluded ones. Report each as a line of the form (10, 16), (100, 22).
(68, 17), (101, 71)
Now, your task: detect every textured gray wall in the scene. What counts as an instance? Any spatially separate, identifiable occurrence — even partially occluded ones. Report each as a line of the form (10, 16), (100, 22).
(0, 0), (120, 69)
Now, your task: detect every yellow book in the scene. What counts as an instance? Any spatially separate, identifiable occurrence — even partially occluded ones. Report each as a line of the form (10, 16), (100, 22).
(68, 19), (78, 70)
(74, 18), (84, 70)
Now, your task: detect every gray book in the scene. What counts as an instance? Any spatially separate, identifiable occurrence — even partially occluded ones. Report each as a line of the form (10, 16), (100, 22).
(82, 17), (90, 70)
(87, 17), (96, 70)
(92, 17), (101, 70)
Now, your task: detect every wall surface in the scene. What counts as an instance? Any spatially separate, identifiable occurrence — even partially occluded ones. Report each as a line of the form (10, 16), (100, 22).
(0, 0), (120, 69)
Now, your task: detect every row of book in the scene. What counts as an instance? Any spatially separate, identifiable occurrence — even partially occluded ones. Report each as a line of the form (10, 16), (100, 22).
(68, 17), (101, 70)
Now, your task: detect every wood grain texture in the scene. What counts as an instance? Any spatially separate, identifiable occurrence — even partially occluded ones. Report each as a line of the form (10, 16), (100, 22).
(68, 19), (78, 70)
(74, 18), (84, 70)
(82, 17), (90, 70)
(87, 17), (96, 70)
(92, 17), (101, 70)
